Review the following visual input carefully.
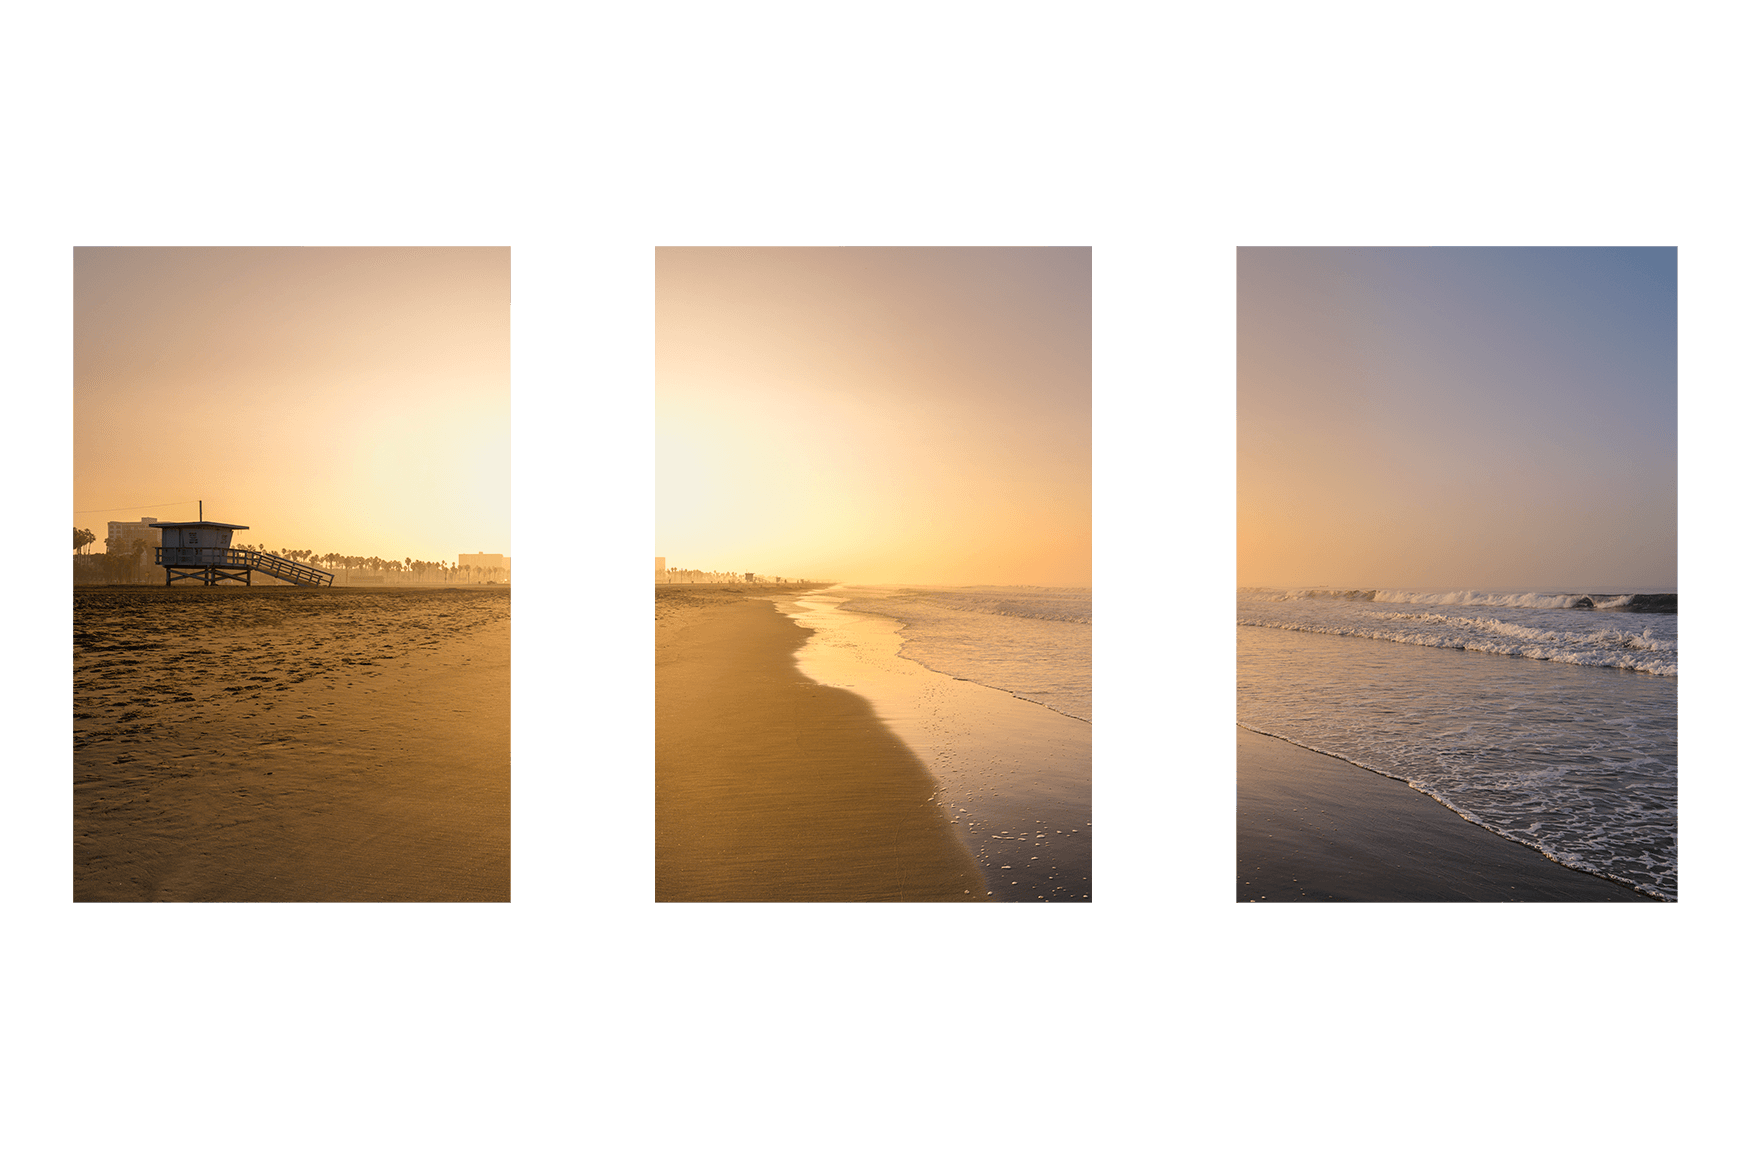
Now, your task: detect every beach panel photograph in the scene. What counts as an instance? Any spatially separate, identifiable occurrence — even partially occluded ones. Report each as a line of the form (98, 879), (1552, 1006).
(73, 247), (511, 902)
(656, 247), (1091, 902)
(1236, 246), (1676, 902)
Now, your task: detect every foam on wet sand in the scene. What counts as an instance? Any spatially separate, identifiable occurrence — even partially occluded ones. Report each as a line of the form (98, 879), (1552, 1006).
(1237, 726), (1653, 902)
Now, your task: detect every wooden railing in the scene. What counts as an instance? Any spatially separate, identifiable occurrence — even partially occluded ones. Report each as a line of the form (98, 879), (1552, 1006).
(247, 551), (334, 587)
(157, 546), (245, 568)
(156, 547), (334, 587)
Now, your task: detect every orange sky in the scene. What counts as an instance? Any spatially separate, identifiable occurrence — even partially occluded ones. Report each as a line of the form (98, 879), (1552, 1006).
(656, 248), (1091, 586)
(74, 248), (509, 566)
(1238, 248), (1677, 592)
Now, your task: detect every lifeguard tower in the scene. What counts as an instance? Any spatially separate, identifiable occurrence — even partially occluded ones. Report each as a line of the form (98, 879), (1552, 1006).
(151, 519), (333, 587)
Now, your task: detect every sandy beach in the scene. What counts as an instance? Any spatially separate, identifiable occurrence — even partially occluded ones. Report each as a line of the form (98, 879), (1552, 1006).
(74, 586), (510, 902)
(656, 585), (985, 901)
(1237, 727), (1654, 902)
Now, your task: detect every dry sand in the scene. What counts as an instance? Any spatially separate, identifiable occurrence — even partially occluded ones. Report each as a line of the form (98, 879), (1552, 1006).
(656, 585), (985, 901)
(1237, 727), (1653, 902)
(74, 586), (510, 902)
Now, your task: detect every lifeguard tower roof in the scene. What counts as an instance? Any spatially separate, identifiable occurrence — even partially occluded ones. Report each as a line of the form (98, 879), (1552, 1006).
(148, 521), (249, 531)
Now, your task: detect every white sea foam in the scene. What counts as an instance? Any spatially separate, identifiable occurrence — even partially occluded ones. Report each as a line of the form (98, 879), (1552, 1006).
(1240, 590), (1677, 676)
(1249, 587), (1660, 610)
(1373, 589), (1593, 608)
(838, 586), (1092, 722)
(1239, 588), (1678, 900)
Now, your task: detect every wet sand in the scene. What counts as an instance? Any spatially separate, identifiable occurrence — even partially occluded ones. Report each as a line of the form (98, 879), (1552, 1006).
(1237, 727), (1654, 901)
(782, 590), (1091, 901)
(74, 586), (510, 902)
(656, 586), (985, 901)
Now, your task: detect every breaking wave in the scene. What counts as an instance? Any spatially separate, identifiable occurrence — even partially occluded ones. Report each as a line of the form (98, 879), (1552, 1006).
(1247, 588), (1676, 613)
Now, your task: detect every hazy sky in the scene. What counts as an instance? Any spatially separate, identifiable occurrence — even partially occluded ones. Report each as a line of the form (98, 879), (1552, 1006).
(1238, 247), (1677, 593)
(656, 248), (1091, 586)
(74, 248), (509, 565)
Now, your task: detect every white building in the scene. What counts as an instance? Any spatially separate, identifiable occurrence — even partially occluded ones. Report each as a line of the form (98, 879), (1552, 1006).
(105, 517), (161, 565)
(458, 552), (510, 582)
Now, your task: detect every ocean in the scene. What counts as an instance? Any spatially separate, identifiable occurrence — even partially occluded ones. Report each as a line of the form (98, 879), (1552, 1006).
(1238, 588), (1678, 900)
(783, 585), (1092, 901)
(839, 586), (1092, 722)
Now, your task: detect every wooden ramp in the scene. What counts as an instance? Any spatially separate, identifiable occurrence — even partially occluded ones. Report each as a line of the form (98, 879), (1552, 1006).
(246, 551), (333, 587)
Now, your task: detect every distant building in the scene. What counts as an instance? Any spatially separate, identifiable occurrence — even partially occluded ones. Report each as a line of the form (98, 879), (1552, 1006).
(655, 556), (666, 582)
(458, 551), (510, 583)
(105, 517), (161, 567)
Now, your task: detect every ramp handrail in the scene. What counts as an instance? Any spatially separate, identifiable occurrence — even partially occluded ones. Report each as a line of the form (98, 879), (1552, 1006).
(247, 550), (334, 587)
(155, 546), (334, 586)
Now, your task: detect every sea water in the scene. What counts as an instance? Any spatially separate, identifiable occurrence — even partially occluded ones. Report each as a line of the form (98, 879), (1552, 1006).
(837, 586), (1092, 722)
(784, 585), (1092, 901)
(1238, 588), (1677, 900)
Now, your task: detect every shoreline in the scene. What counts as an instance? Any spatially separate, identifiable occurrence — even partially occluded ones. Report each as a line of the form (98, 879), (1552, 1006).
(782, 590), (1091, 901)
(1237, 726), (1655, 902)
(655, 586), (986, 901)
